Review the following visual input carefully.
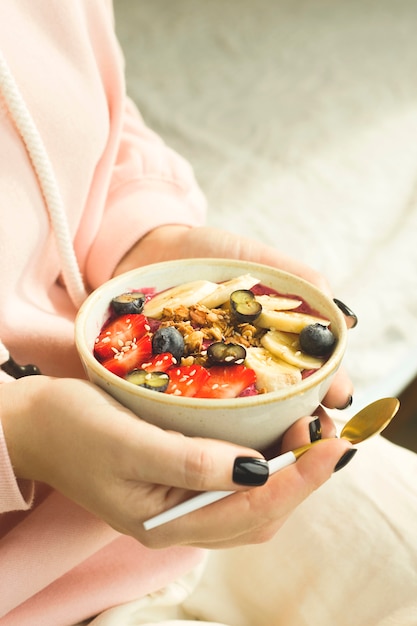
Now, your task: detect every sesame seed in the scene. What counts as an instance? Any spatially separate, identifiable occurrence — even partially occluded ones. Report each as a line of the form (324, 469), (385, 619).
(117, 339), (124, 347)
(212, 383), (219, 389)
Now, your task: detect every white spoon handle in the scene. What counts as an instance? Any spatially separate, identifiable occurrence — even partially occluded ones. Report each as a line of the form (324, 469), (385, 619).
(143, 450), (297, 531)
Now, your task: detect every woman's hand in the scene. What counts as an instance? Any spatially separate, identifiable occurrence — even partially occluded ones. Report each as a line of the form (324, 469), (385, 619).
(114, 225), (331, 292)
(1, 376), (352, 549)
(114, 224), (355, 409)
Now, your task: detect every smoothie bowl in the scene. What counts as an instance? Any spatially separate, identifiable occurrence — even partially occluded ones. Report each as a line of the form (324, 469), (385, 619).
(75, 259), (347, 450)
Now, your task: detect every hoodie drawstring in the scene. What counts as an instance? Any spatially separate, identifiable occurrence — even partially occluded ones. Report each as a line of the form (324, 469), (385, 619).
(0, 50), (88, 373)
(0, 51), (87, 309)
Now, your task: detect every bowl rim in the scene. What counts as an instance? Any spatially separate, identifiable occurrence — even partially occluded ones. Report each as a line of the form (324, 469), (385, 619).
(75, 258), (347, 408)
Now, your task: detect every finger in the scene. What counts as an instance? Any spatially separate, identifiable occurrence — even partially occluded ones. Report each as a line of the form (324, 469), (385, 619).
(200, 439), (354, 548)
(124, 419), (267, 493)
(322, 366), (353, 409)
(279, 408), (337, 453)
(143, 438), (353, 548)
(68, 389), (268, 500)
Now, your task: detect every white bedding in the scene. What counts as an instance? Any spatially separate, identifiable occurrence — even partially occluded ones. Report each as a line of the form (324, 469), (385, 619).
(114, 0), (417, 402)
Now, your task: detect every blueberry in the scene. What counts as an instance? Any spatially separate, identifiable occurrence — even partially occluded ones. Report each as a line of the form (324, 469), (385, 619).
(152, 326), (185, 363)
(111, 292), (145, 315)
(125, 369), (169, 392)
(230, 289), (262, 323)
(299, 323), (336, 357)
(207, 341), (246, 365)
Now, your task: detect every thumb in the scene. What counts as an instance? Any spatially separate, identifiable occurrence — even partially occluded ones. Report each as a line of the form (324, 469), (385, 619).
(275, 438), (356, 507)
(133, 424), (269, 492)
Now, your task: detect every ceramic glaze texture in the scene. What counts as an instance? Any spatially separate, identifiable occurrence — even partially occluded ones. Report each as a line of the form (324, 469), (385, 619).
(75, 259), (347, 450)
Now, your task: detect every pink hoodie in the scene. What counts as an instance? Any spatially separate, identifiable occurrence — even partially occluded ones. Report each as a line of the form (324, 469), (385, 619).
(0, 1), (206, 623)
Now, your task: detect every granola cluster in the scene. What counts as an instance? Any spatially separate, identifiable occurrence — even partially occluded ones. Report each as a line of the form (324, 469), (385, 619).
(158, 303), (265, 366)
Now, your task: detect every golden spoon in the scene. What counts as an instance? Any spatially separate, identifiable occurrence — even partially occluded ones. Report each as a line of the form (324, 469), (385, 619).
(282, 396), (400, 463)
(143, 397), (400, 530)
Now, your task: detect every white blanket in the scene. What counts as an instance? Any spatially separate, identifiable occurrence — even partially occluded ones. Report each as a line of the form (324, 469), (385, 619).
(114, 0), (417, 401)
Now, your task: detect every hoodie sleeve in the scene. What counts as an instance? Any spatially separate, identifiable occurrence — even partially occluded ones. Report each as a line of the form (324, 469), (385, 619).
(0, 418), (34, 513)
(84, 97), (207, 290)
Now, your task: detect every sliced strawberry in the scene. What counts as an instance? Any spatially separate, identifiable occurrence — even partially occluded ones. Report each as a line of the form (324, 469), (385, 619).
(94, 314), (149, 362)
(198, 364), (256, 399)
(102, 334), (153, 377)
(139, 352), (177, 373)
(165, 364), (210, 397)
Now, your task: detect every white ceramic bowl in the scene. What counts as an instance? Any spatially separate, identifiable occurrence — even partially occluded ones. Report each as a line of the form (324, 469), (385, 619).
(75, 259), (347, 450)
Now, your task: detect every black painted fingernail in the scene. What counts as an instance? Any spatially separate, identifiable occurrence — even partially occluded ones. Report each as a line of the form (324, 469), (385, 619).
(309, 417), (322, 442)
(233, 457), (269, 486)
(0, 356), (42, 378)
(337, 394), (353, 410)
(333, 299), (358, 329)
(334, 448), (357, 472)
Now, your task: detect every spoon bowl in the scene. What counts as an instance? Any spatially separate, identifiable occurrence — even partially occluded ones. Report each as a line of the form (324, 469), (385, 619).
(143, 397), (400, 530)
(291, 396), (400, 461)
(339, 397), (400, 444)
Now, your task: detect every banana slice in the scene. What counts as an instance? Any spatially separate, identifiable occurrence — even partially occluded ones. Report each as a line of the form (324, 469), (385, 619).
(261, 329), (325, 369)
(143, 280), (218, 318)
(256, 308), (330, 332)
(255, 294), (302, 311)
(198, 274), (260, 309)
(245, 347), (302, 392)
